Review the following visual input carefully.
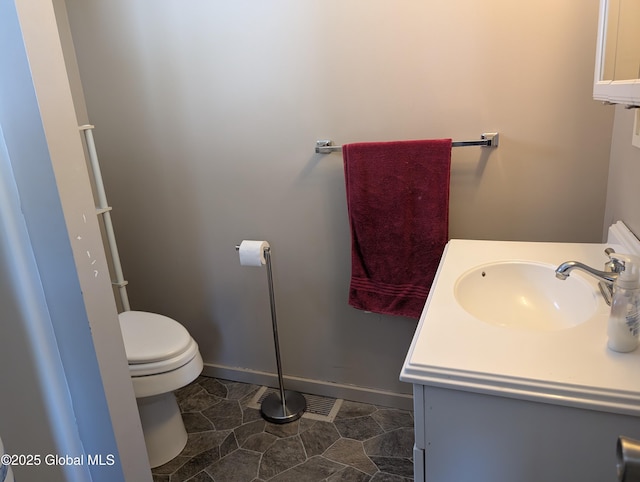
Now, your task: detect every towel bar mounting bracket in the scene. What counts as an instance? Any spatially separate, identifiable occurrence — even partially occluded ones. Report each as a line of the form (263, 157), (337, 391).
(316, 140), (340, 154)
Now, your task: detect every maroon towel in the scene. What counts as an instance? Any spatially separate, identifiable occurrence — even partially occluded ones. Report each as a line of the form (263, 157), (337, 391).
(343, 139), (452, 318)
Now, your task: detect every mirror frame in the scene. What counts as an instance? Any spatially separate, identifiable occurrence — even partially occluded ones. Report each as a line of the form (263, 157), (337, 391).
(593, 0), (640, 105)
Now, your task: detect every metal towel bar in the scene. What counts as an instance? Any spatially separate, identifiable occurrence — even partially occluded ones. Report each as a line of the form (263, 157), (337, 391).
(315, 132), (499, 154)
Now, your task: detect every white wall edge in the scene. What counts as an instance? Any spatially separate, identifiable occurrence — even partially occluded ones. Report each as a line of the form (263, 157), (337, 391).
(202, 363), (413, 411)
(608, 220), (640, 256)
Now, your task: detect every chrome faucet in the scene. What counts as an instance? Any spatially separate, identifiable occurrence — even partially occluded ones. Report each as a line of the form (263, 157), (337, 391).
(555, 261), (619, 283)
(555, 248), (624, 305)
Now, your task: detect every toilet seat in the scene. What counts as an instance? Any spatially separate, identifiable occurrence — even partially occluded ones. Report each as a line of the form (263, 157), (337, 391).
(119, 311), (193, 365)
(128, 338), (199, 377)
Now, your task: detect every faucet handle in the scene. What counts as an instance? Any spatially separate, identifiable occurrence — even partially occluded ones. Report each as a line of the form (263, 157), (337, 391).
(605, 247), (625, 273)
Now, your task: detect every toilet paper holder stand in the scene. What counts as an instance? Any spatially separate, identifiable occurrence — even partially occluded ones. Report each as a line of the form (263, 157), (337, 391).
(235, 244), (306, 424)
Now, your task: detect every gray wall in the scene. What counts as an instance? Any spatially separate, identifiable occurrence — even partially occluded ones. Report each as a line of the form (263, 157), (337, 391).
(63, 0), (615, 402)
(0, 1), (115, 480)
(0, 78), (83, 482)
(3, 0), (152, 479)
(603, 106), (640, 238)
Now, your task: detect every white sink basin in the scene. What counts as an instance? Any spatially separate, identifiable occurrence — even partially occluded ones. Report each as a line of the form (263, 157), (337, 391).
(401, 233), (640, 415)
(454, 261), (598, 331)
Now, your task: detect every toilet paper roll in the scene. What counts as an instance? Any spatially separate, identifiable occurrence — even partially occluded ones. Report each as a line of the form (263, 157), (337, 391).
(238, 240), (270, 267)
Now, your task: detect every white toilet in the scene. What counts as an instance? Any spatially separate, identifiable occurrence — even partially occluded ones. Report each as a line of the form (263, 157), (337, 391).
(118, 310), (203, 468)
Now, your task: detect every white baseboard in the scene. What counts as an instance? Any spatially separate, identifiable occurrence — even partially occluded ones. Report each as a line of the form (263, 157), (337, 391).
(201, 363), (413, 411)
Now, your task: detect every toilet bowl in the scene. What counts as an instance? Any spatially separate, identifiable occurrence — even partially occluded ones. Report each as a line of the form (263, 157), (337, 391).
(118, 311), (203, 469)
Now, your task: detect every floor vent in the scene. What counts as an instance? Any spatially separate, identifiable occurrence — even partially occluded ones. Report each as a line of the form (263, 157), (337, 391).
(248, 386), (343, 423)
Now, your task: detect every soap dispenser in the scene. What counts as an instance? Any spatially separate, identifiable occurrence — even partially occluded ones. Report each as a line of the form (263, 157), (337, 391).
(607, 253), (640, 353)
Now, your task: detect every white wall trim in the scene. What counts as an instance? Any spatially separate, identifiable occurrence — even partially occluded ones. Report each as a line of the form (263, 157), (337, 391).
(202, 363), (413, 411)
(608, 220), (640, 256)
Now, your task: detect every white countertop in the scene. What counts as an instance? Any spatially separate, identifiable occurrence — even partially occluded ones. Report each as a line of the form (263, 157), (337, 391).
(400, 239), (640, 416)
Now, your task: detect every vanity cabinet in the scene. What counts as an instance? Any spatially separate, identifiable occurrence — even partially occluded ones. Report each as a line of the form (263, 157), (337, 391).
(401, 224), (640, 482)
(411, 385), (640, 482)
(594, 0), (640, 106)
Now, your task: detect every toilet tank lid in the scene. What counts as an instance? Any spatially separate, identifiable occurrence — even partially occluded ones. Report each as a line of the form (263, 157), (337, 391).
(118, 311), (193, 364)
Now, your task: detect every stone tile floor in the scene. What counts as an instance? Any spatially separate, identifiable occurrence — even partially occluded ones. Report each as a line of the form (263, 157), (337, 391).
(151, 377), (414, 481)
